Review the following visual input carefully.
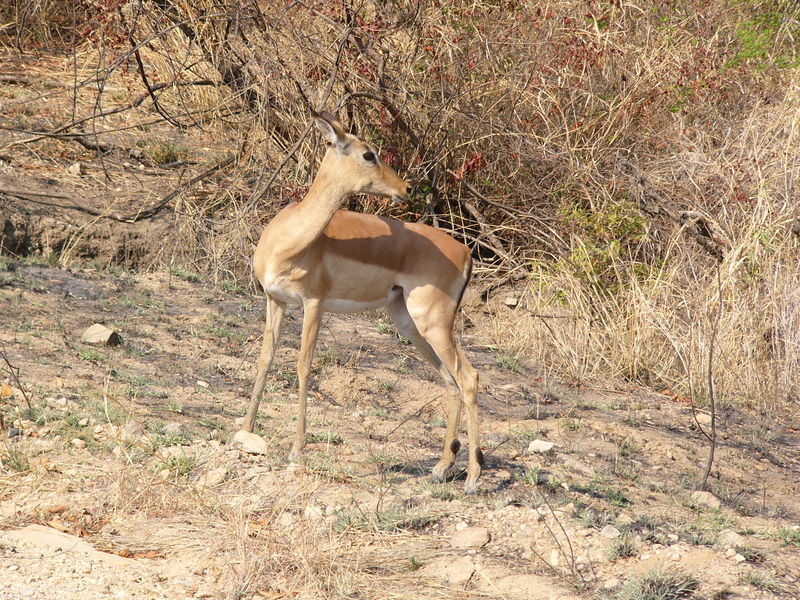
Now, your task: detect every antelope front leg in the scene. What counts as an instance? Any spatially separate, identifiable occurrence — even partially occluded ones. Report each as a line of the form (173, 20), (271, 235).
(244, 296), (285, 433)
(288, 298), (322, 463)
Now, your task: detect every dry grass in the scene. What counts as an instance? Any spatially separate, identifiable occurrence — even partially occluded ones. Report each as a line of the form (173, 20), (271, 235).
(2, 0), (799, 415)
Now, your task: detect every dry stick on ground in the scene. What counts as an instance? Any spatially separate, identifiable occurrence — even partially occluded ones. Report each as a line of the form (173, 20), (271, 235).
(700, 262), (722, 488)
(0, 347), (34, 413)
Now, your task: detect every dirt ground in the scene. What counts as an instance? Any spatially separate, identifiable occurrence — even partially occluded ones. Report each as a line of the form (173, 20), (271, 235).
(0, 262), (798, 600)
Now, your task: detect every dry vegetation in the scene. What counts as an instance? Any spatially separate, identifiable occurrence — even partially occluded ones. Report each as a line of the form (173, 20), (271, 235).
(3, 0), (799, 415)
(1, 2), (800, 596)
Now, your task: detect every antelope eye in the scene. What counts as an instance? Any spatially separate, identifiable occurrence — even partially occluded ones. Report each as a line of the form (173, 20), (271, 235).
(363, 151), (377, 163)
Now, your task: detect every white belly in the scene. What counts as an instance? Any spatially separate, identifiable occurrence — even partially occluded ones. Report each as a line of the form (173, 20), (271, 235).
(322, 295), (392, 313)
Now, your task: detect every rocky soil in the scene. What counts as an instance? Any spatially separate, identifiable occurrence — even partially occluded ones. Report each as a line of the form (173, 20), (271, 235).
(0, 262), (798, 599)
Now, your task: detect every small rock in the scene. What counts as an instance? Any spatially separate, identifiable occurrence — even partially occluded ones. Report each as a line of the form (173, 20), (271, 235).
(164, 422), (185, 437)
(718, 529), (745, 548)
(231, 430), (268, 455)
(304, 505), (324, 520)
(196, 380), (209, 388)
(78, 417), (90, 427)
(8, 428), (20, 438)
(667, 533), (680, 543)
(549, 548), (560, 567)
(616, 513), (634, 526)
(733, 553), (746, 563)
(526, 439), (554, 453)
(450, 527), (491, 549)
(68, 162), (83, 176)
(503, 296), (518, 308)
(197, 466), (228, 488)
(71, 438), (87, 449)
(690, 490), (721, 509)
(455, 521), (469, 531)
(695, 412), (712, 425)
(600, 525), (621, 539)
(725, 548), (737, 558)
(81, 324), (122, 346)
(602, 578), (621, 590)
(447, 557), (474, 586)
(120, 420), (145, 441)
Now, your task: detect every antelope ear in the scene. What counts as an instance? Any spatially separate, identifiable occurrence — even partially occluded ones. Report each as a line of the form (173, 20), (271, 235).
(313, 111), (347, 147)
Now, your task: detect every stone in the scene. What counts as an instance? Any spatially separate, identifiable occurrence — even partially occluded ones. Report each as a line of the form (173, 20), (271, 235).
(164, 422), (185, 437)
(690, 490), (721, 509)
(197, 467), (228, 488)
(503, 296), (518, 307)
(231, 430), (268, 455)
(718, 529), (745, 548)
(733, 553), (746, 563)
(602, 578), (621, 590)
(526, 439), (554, 454)
(70, 438), (87, 449)
(447, 557), (474, 586)
(695, 412), (712, 425)
(80, 324), (122, 346)
(549, 548), (560, 567)
(68, 162), (83, 176)
(120, 420), (145, 441)
(3, 525), (133, 567)
(450, 527), (491, 549)
(600, 525), (621, 539)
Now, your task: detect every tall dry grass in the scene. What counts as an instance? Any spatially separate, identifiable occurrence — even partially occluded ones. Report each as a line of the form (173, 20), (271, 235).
(2, 0), (799, 411)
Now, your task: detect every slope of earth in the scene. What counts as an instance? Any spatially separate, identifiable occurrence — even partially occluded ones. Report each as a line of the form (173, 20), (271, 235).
(0, 262), (798, 600)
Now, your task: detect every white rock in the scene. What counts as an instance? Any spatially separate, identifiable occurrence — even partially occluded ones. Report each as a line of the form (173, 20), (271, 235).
(602, 578), (621, 590)
(733, 553), (746, 563)
(690, 490), (721, 509)
(503, 296), (519, 307)
(549, 548), (560, 567)
(447, 557), (475, 586)
(455, 521), (469, 531)
(68, 162), (83, 176)
(450, 527), (491, 549)
(70, 438), (87, 449)
(526, 439), (555, 453)
(718, 528), (745, 548)
(80, 323), (122, 346)
(196, 467), (228, 488)
(695, 412), (712, 425)
(600, 525), (621, 539)
(231, 430), (268, 455)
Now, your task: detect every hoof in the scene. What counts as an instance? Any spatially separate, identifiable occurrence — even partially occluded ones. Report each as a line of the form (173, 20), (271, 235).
(430, 463), (454, 483)
(463, 479), (479, 495)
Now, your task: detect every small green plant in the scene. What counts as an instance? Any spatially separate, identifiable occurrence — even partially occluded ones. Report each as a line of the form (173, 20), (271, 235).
(496, 351), (519, 372)
(771, 526), (800, 547)
(742, 570), (782, 594)
(619, 568), (698, 600)
(734, 545), (764, 563)
(370, 405), (388, 417)
(424, 482), (456, 500)
(138, 138), (188, 166)
(79, 349), (106, 363)
(164, 400), (184, 414)
(609, 535), (637, 560)
(161, 454), (197, 477)
(578, 507), (613, 530)
(561, 419), (581, 431)
(394, 355), (409, 374)
(408, 556), (423, 571)
(306, 430), (343, 445)
(378, 381), (394, 393)
(334, 505), (436, 533)
(517, 466), (542, 486)
(1, 446), (31, 473)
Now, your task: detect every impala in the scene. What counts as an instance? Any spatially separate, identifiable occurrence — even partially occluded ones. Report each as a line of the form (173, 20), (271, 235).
(244, 111), (483, 492)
